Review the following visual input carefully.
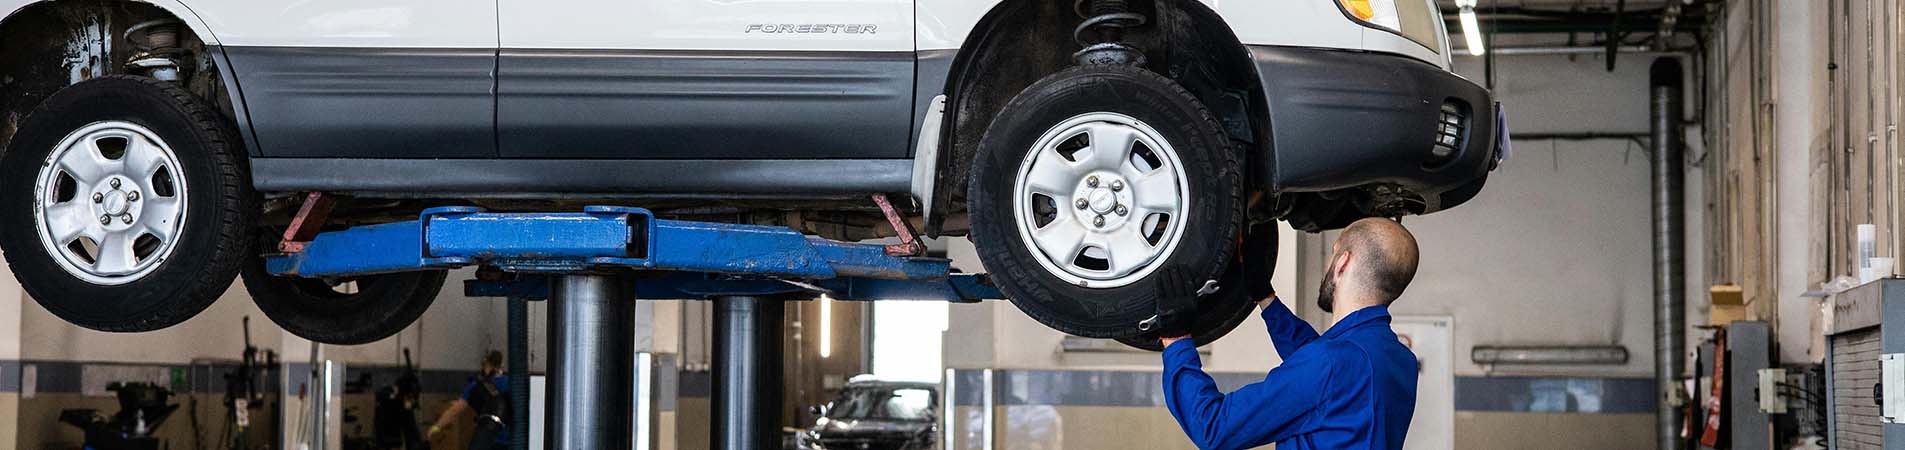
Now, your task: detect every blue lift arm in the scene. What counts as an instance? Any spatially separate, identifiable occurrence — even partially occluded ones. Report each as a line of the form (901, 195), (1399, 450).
(264, 205), (1001, 302)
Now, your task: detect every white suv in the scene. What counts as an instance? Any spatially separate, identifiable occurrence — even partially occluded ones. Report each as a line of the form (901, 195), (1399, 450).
(0, 0), (1500, 349)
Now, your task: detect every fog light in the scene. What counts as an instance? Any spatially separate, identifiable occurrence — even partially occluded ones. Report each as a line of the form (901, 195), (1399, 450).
(1427, 101), (1469, 167)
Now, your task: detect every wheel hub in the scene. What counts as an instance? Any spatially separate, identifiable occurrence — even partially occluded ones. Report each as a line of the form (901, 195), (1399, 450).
(92, 177), (141, 224)
(1074, 172), (1134, 229)
(1012, 112), (1189, 288)
(32, 121), (187, 285)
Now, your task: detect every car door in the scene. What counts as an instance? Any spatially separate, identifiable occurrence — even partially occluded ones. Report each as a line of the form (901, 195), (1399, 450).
(198, 0), (500, 158)
(495, 0), (915, 159)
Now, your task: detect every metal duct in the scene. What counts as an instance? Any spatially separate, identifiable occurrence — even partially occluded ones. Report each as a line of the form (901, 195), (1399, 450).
(1649, 57), (1687, 450)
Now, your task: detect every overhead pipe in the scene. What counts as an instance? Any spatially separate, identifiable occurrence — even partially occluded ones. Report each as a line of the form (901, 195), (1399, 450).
(1648, 57), (1686, 450)
(1454, 45), (1658, 56)
(1442, 7), (1707, 34)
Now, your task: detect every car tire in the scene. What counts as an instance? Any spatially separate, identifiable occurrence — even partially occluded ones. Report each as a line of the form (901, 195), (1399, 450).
(968, 65), (1243, 338)
(241, 242), (448, 345)
(0, 76), (253, 332)
(1115, 222), (1277, 351)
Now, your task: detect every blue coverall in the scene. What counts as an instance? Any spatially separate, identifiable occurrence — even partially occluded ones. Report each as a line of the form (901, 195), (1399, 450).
(1162, 299), (1418, 450)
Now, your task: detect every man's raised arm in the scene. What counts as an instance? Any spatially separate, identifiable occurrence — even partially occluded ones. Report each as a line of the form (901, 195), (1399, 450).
(1260, 297), (1319, 359)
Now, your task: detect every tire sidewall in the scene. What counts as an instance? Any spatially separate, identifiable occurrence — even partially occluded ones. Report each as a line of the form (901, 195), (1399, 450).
(0, 77), (246, 329)
(970, 66), (1241, 338)
(241, 241), (447, 345)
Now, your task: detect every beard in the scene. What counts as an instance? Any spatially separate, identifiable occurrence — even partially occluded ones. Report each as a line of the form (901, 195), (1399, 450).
(1316, 272), (1336, 313)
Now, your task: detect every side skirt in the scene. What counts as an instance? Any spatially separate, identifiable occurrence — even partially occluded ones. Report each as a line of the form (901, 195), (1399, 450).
(250, 158), (912, 199)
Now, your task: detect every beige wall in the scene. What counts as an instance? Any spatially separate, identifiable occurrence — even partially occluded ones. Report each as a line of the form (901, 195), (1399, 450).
(0, 393), (15, 450)
(677, 397), (710, 450)
(1453, 412), (1654, 450)
(944, 405), (1258, 450)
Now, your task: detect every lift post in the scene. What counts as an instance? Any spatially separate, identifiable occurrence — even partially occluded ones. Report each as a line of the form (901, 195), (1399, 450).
(266, 205), (998, 450)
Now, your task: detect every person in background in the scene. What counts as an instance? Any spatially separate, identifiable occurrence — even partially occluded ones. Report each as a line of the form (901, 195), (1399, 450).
(428, 350), (511, 450)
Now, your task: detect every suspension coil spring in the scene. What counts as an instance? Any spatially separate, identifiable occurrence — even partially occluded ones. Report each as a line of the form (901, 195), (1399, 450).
(125, 19), (186, 81)
(1071, 0), (1148, 66)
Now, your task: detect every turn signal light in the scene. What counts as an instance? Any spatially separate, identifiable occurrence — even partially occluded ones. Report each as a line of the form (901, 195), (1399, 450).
(1335, 0), (1401, 32)
(1342, 0), (1376, 20)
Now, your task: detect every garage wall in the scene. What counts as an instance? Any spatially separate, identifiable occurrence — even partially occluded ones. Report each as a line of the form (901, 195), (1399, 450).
(940, 51), (1696, 450)
(1, 253), (21, 450)
(0, 254), (519, 450)
(1408, 52), (1696, 450)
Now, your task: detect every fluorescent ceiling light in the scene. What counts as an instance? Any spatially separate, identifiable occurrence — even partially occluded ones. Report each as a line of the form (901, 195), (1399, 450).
(1459, 6), (1485, 56)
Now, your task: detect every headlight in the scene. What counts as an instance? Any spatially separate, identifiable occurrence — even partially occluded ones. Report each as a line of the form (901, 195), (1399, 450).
(1338, 0), (1401, 32)
(1334, 0), (1444, 54)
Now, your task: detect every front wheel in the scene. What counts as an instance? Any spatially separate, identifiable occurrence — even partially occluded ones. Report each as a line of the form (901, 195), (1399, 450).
(0, 76), (253, 332)
(967, 65), (1243, 338)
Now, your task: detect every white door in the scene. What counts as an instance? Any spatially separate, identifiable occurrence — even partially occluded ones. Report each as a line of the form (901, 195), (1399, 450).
(499, 0), (912, 51)
(1393, 315), (1454, 450)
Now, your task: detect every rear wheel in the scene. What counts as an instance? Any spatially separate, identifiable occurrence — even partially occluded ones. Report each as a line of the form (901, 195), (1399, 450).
(242, 232), (447, 345)
(0, 76), (252, 332)
(968, 65), (1243, 338)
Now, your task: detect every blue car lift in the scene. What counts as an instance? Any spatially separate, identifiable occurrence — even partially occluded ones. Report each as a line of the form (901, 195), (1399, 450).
(266, 203), (999, 450)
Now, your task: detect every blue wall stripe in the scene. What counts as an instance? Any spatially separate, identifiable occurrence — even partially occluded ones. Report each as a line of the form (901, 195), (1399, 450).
(944, 369), (1656, 413)
(679, 370), (711, 398)
(653, 354), (678, 412)
(0, 360), (17, 393)
(1453, 375), (1656, 413)
(949, 369), (1260, 407)
(2, 360), (479, 395)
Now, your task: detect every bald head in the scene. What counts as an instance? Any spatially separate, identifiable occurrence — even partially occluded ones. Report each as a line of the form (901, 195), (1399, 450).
(1333, 218), (1420, 304)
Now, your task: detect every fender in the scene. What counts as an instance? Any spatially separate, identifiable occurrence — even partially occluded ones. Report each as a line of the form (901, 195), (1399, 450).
(1, 0), (221, 45)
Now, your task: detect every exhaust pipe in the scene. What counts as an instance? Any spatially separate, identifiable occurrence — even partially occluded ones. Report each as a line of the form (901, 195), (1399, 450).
(1649, 57), (1686, 450)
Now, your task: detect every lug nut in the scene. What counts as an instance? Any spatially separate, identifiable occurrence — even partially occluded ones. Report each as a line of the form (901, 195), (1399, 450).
(1115, 205), (1128, 216)
(120, 214), (134, 224)
(109, 179), (120, 189)
(1074, 198), (1090, 209)
(99, 215), (112, 225)
(126, 191), (139, 202)
(1086, 176), (1099, 187)
(1110, 180), (1124, 191)
(1093, 215), (1106, 227)
(93, 193), (104, 203)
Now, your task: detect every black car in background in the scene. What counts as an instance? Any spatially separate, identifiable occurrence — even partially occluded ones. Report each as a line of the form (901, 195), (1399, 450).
(799, 380), (939, 450)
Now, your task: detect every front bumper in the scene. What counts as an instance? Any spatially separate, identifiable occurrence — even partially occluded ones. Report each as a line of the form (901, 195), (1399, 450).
(1246, 45), (1500, 206)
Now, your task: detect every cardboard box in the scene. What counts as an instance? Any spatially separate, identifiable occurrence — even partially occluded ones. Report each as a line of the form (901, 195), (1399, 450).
(1711, 303), (1748, 326)
(1711, 284), (1744, 305)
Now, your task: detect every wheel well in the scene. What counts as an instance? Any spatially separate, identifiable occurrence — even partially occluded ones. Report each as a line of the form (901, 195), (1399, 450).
(0, 0), (237, 156)
(932, 0), (1269, 234)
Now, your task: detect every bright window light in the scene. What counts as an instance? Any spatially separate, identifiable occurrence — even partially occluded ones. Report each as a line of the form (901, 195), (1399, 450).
(818, 295), (832, 358)
(872, 302), (950, 383)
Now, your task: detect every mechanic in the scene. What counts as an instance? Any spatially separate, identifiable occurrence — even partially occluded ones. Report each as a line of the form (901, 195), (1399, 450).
(427, 350), (512, 450)
(1156, 217), (1421, 450)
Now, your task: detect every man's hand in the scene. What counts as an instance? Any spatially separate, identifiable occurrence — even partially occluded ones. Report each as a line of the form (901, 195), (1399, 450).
(1256, 285), (1278, 308)
(1152, 265), (1200, 343)
(1160, 335), (1191, 347)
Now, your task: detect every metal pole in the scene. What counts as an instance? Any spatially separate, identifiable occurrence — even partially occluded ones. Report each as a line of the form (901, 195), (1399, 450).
(508, 294), (530, 450)
(1649, 56), (1687, 450)
(713, 296), (785, 450)
(547, 274), (636, 450)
